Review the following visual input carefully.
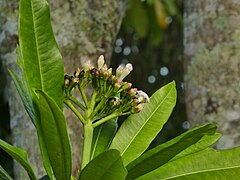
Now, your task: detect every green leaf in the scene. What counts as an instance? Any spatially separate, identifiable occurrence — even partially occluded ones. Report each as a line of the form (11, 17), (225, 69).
(172, 132), (221, 161)
(110, 81), (177, 166)
(0, 165), (13, 180)
(79, 150), (127, 180)
(9, 69), (54, 179)
(36, 90), (72, 180)
(8, 69), (35, 124)
(126, 124), (220, 179)
(137, 147), (240, 179)
(35, 116), (54, 180)
(19, 0), (64, 109)
(91, 119), (118, 159)
(0, 139), (37, 180)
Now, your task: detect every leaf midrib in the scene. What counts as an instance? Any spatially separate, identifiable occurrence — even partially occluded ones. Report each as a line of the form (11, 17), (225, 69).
(99, 156), (122, 180)
(42, 92), (69, 179)
(165, 165), (240, 179)
(121, 85), (174, 156)
(30, 0), (44, 90)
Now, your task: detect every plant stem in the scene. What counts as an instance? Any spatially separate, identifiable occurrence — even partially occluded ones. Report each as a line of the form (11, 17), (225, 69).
(81, 122), (93, 169)
(68, 96), (86, 111)
(92, 112), (120, 128)
(89, 96), (107, 119)
(85, 90), (98, 119)
(64, 100), (86, 124)
(78, 84), (89, 108)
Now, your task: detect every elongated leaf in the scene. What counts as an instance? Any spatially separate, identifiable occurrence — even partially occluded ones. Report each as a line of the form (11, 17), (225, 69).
(9, 69), (54, 179)
(0, 165), (13, 180)
(8, 69), (35, 124)
(35, 116), (54, 180)
(137, 147), (240, 179)
(91, 119), (118, 159)
(19, 0), (64, 109)
(0, 140), (37, 180)
(36, 90), (71, 180)
(110, 81), (176, 166)
(172, 132), (221, 161)
(126, 124), (220, 179)
(79, 150), (127, 180)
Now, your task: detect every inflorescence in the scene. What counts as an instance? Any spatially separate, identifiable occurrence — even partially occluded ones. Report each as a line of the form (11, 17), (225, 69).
(64, 55), (149, 125)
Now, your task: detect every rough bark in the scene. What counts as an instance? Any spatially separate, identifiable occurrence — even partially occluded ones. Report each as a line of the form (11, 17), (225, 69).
(184, 0), (240, 149)
(0, 0), (127, 178)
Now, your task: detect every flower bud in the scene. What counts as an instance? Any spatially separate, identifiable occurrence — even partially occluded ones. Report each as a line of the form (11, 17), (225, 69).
(97, 55), (105, 69)
(101, 64), (108, 72)
(107, 77), (112, 85)
(131, 98), (139, 106)
(107, 68), (112, 77)
(121, 82), (132, 91)
(72, 77), (79, 86)
(78, 70), (85, 78)
(127, 88), (138, 97)
(126, 63), (133, 72)
(90, 68), (99, 78)
(83, 60), (94, 71)
(133, 103), (145, 113)
(74, 68), (81, 77)
(64, 78), (70, 87)
(111, 75), (118, 84)
(116, 65), (124, 78)
(116, 63), (133, 81)
(114, 82), (121, 91)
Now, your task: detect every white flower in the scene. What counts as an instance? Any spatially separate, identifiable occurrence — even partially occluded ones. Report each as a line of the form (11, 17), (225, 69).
(135, 90), (150, 103)
(116, 63), (133, 81)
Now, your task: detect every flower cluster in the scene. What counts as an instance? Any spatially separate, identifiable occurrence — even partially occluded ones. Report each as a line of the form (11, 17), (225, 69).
(64, 55), (149, 123)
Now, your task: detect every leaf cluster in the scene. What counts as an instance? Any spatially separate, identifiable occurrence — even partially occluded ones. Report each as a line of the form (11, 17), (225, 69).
(1, 0), (240, 180)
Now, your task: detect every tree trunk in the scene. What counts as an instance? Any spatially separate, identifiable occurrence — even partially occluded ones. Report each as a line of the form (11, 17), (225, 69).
(184, 0), (240, 149)
(0, 0), (127, 178)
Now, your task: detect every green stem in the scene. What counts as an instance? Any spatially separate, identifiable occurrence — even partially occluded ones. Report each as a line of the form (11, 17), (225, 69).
(78, 84), (89, 108)
(68, 96), (86, 111)
(81, 122), (93, 169)
(64, 100), (86, 124)
(92, 112), (120, 128)
(89, 96), (107, 119)
(85, 90), (98, 118)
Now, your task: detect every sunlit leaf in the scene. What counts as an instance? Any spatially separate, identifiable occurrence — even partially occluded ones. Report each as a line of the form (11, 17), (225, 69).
(79, 150), (127, 180)
(36, 90), (72, 180)
(19, 0), (64, 109)
(137, 147), (240, 179)
(110, 81), (176, 166)
(126, 124), (220, 179)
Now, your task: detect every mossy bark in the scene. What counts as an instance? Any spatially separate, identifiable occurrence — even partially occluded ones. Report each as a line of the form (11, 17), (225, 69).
(0, 0), (127, 178)
(184, 0), (240, 149)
